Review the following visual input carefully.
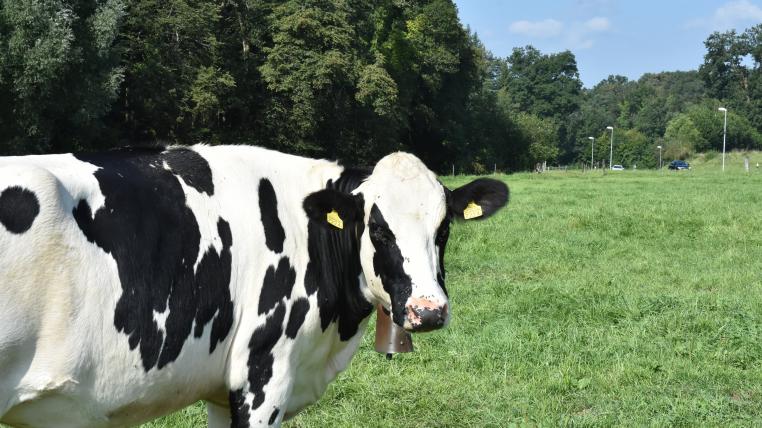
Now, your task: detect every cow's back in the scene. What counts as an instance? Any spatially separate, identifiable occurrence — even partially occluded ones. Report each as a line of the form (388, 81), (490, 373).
(0, 151), (235, 426)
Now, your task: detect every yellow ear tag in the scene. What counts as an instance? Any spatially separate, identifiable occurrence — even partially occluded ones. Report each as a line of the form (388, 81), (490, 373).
(463, 201), (483, 220)
(326, 209), (344, 229)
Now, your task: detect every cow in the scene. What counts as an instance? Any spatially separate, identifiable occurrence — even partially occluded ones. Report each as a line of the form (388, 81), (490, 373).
(0, 144), (508, 427)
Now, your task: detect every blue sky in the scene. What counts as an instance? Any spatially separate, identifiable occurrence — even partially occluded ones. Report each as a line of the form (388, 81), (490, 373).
(453, 0), (762, 87)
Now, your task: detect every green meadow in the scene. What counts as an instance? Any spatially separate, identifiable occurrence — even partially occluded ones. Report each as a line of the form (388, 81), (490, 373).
(149, 160), (762, 425)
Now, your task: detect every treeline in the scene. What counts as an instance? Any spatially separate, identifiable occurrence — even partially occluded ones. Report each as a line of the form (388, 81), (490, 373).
(1, 1), (761, 172)
(568, 24), (762, 168)
(0, 0), (498, 171)
(490, 24), (762, 170)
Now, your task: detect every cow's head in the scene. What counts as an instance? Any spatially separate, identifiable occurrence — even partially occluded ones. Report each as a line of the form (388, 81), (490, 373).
(304, 153), (508, 332)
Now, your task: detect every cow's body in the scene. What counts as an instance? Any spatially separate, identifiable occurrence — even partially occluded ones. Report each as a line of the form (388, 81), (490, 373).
(0, 144), (508, 427)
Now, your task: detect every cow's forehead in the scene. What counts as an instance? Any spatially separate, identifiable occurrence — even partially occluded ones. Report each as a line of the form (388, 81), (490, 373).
(362, 152), (446, 227)
(372, 152), (436, 181)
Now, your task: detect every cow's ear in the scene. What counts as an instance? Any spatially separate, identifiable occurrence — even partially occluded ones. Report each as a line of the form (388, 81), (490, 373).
(303, 189), (364, 230)
(448, 178), (509, 221)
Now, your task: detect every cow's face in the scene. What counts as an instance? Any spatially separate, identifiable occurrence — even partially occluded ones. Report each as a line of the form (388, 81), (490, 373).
(304, 153), (508, 333)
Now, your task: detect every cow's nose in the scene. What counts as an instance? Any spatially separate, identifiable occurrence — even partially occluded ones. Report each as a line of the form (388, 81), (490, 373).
(403, 299), (448, 332)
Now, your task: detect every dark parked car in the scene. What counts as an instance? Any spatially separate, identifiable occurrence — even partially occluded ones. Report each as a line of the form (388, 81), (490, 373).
(668, 160), (690, 170)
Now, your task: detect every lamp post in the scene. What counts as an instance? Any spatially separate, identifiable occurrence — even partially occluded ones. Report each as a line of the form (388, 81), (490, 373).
(718, 107), (727, 172)
(657, 145), (662, 169)
(606, 126), (614, 170)
(588, 136), (595, 170)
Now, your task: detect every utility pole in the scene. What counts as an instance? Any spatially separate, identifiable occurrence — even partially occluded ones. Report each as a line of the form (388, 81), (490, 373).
(606, 126), (614, 170)
(718, 107), (728, 172)
(657, 145), (662, 169)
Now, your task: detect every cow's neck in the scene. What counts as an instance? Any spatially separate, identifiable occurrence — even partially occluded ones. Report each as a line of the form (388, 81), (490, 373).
(305, 167), (374, 341)
(280, 167), (375, 414)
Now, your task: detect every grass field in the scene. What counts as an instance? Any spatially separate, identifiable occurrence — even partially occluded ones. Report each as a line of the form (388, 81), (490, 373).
(5, 158), (757, 427)
(137, 158), (762, 427)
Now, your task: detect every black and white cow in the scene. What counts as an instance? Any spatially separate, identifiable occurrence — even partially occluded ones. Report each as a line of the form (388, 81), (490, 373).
(0, 145), (508, 427)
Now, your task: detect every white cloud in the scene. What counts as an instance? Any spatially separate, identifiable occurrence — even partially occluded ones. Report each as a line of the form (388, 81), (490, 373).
(687, 0), (762, 31)
(584, 17), (611, 32)
(509, 19), (564, 38)
(568, 34), (595, 50)
(507, 17), (612, 50)
(713, 0), (762, 28)
(568, 18), (612, 50)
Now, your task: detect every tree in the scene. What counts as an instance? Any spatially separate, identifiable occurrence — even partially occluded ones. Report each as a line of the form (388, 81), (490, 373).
(514, 113), (559, 166)
(638, 71), (706, 113)
(0, 0), (125, 154)
(633, 97), (668, 139)
(613, 128), (654, 169)
(454, 37), (522, 172)
(107, 0), (229, 145)
(663, 114), (705, 159)
(566, 75), (628, 163)
(684, 102), (762, 152)
(699, 25), (762, 135)
(500, 46), (582, 122)
(396, 0), (481, 171)
(740, 24), (762, 131)
(699, 30), (747, 102)
(258, 0), (360, 156)
(495, 45), (582, 163)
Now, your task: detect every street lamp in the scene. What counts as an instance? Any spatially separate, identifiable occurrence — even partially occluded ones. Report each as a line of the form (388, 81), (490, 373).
(588, 136), (595, 170)
(657, 145), (662, 169)
(606, 126), (614, 170)
(718, 107), (727, 172)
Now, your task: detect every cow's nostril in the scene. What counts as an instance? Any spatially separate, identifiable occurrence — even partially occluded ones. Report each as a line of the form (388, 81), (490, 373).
(417, 307), (442, 326)
(405, 303), (446, 332)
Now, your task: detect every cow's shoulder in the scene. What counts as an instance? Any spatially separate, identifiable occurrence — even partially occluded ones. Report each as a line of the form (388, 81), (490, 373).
(72, 145), (235, 371)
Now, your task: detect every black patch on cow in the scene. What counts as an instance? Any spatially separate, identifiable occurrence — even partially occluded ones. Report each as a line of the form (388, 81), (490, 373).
(193, 219), (235, 351)
(229, 389), (250, 428)
(258, 178), (285, 253)
(268, 408), (280, 425)
(369, 204), (413, 327)
(434, 215), (450, 297)
(247, 302), (286, 411)
(72, 147), (233, 371)
(162, 147), (215, 195)
(285, 298), (310, 339)
(0, 186), (40, 234)
(258, 257), (296, 315)
(304, 167), (373, 340)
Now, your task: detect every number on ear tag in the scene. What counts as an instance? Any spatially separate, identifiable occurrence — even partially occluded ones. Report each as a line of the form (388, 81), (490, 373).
(463, 201), (483, 220)
(326, 210), (344, 229)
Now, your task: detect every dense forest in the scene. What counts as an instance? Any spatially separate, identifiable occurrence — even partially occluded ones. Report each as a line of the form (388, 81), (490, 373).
(1, 0), (761, 172)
